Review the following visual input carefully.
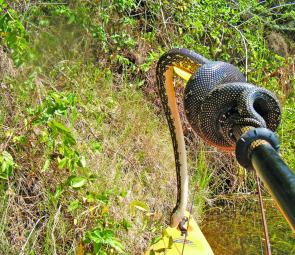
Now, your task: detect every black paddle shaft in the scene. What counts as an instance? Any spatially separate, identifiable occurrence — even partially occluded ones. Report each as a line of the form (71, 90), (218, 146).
(251, 143), (295, 232)
(234, 127), (295, 232)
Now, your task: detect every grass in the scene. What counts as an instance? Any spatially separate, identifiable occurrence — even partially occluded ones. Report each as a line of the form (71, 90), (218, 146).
(0, 56), (181, 254)
(0, 1), (294, 254)
(0, 31), (242, 255)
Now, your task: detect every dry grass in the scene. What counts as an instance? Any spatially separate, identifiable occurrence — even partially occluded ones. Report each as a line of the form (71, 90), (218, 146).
(1, 5), (283, 253)
(0, 56), (184, 254)
(0, 46), (16, 80)
(0, 51), (257, 254)
(76, 76), (178, 253)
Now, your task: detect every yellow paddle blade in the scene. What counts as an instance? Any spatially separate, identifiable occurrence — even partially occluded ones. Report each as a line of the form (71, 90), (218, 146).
(145, 212), (214, 255)
(173, 67), (192, 81)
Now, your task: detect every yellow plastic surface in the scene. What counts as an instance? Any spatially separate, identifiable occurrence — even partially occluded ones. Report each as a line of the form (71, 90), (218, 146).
(173, 67), (192, 81)
(145, 213), (214, 255)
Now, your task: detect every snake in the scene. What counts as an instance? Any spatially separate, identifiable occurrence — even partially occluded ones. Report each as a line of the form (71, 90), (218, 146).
(156, 48), (281, 228)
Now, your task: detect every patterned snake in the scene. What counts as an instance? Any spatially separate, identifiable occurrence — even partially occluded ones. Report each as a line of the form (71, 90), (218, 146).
(156, 48), (281, 228)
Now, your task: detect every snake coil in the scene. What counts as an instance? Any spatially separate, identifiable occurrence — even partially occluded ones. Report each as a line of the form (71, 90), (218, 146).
(156, 48), (281, 227)
(184, 61), (281, 151)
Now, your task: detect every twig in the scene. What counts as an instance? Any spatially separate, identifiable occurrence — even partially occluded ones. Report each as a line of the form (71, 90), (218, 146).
(51, 205), (61, 255)
(35, 2), (68, 5)
(256, 174), (272, 255)
(159, 0), (171, 46)
(228, 23), (249, 80)
(35, 78), (43, 105)
(159, 0), (167, 30)
(269, 2), (295, 11)
(21, 215), (47, 254)
(78, 204), (101, 218)
(0, 131), (14, 152)
(237, 2), (295, 28)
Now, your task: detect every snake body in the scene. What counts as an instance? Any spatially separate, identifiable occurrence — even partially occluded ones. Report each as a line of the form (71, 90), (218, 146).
(156, 48), (281, 228)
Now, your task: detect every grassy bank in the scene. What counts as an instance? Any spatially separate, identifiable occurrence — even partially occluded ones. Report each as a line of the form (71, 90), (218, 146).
(0, 1), (294, 254)
(0, 60), (179, 254)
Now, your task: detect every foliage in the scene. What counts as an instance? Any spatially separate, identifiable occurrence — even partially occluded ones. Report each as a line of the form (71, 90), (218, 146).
(0, 0), (28, 66)
(28, 92), (85, 174)
(84, 224), (125, 254)
(0, 0), (294, 254)
(192, 147), (213, 215)
(279, 98), (295, 170)
(29, 92), (77, 125)
(0, 150), (16, 180)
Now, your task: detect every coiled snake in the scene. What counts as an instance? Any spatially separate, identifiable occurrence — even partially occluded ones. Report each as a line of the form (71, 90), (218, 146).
(156, 48), (281, 228)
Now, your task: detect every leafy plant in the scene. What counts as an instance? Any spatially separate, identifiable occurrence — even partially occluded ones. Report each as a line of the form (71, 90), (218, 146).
(29, 92), (77, 125)
(0, 150), (16, 180)
(67, 175), (87, 189)
(0, 0), (29, 66)
(84, 227), (125, 254)
(28, 92), (85, 174)
(81, 190), (126, 254)
(1, 1), (294, 254)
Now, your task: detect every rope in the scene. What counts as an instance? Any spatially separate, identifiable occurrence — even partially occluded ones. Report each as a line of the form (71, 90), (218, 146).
(256, 174), (272, 255)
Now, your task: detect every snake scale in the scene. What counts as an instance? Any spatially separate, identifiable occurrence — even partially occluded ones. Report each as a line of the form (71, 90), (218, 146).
(156, 48), (281, 227)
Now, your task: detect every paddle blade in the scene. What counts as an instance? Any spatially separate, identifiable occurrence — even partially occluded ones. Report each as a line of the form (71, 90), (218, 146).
(173, 67), (192, 81)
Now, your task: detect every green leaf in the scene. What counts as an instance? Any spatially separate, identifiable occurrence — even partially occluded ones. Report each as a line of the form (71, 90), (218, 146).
(58, 157), (68, 169)
(107, 238), (125, 253)
(48, 120), (76, 145)
(64, 133), (76, 145)
(151, 235), (162, 245)
(93, 243), (102, 254)
(48, 120), (68, 132)
(51, 184), (64, 207)
(42, 159), (51, 172)
(12, 135), (27, 144)
(92, 142), (103, 152)
(119, 190), (127, 198)
(69, 176), (87, 188)
(129, 200), (149, 216)
(0, 151), (16, 179)
(96, 193), (110, 204)
(88, 174), (98, 182)
(77, 156), (86, 168)
(67, 199), (80, 212)
(86, 192), (96, 203)
(122, 218), (132, 231)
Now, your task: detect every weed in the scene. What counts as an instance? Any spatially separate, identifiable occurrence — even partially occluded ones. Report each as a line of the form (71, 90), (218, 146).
(192, 147), (213, 216)
(0, 150), (16, 180)
(0, 1), (294, 254)
(0, 0), (29, 66)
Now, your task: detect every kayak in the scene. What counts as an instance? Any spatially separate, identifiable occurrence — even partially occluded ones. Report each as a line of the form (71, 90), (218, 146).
(145, 212), (214, 255)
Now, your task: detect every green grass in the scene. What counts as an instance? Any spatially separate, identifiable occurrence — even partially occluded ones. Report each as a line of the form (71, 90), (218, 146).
(0, 57), (180, 254)
(0, 0), (294, 254)
(278, 98), (295, 170)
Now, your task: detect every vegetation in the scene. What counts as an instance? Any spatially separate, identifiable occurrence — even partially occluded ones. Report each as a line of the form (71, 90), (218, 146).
(0, 0), (294, 254)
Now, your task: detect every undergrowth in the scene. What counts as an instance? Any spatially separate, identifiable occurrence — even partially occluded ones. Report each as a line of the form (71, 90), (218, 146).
(0, 0), (294, 254)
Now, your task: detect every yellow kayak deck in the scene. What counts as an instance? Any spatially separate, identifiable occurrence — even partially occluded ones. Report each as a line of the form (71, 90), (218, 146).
(145, 212), (214, 255)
